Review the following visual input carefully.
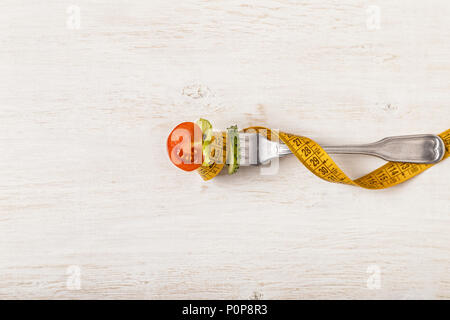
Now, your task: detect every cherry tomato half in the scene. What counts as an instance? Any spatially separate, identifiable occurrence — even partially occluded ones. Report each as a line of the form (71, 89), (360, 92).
(167, 122), (203, 171)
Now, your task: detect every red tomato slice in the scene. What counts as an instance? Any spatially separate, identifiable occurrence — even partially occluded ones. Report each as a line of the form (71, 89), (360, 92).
(167, 122), (203, 171)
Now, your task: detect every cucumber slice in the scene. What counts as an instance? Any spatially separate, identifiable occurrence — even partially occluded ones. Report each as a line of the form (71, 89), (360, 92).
(196, 118), (214, 166)
(196, 118), (213, 143)
(227, 125), (240, 174)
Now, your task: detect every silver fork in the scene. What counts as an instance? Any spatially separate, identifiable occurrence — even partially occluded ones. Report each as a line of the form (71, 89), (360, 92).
(239, 133), (445, 165)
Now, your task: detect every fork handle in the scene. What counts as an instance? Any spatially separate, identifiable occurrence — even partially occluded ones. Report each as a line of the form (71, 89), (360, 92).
(279, 134), (445, 164)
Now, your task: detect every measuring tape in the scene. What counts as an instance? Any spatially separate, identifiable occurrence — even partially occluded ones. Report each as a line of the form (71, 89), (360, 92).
(197, 128), (450, 189)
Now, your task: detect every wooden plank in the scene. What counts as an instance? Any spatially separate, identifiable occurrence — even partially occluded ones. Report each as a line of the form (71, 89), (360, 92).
(0, 0), (449, 299)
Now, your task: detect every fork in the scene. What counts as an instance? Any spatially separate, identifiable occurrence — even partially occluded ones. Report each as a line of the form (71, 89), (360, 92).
(238, 133), (445, 166)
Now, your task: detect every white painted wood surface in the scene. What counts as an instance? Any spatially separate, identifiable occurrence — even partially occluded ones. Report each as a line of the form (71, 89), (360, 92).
(0, 0), (449, 299)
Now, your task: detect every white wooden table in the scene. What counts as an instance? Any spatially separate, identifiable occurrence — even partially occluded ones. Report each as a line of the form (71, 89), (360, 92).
(0, 0), (449, 299)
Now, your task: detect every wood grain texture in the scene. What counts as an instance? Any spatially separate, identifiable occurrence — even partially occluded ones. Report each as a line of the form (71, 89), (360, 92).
(0, 0), (449, 299)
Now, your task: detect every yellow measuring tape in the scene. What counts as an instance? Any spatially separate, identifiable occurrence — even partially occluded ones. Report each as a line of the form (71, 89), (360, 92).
(197, 128), (450, 189)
